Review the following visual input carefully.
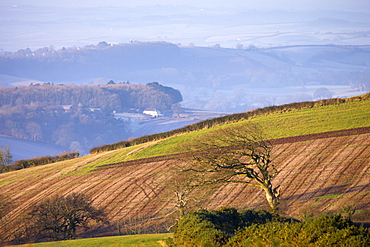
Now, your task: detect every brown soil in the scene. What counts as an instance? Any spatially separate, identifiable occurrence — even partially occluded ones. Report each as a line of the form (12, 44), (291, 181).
(1, 127), (369, 242)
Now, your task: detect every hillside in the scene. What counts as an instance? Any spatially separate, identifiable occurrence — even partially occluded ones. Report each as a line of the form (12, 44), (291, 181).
(0, 96), (369, 244)
(0, 83), (182, 156)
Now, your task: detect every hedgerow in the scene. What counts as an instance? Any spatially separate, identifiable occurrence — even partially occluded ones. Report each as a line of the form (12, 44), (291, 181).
(90, 93), (370, 154)
(0, 152), (79, 172)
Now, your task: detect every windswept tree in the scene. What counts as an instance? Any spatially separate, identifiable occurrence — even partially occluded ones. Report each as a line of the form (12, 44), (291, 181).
(29, 193), (107, 241)
(187, 124), (281, 213)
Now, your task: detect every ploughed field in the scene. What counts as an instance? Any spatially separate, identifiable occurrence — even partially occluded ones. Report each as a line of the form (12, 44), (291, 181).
(1, 127), (369, 240)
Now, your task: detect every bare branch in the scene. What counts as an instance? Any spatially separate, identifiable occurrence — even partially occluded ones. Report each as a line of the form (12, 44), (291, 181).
(184, 123), (282, 213)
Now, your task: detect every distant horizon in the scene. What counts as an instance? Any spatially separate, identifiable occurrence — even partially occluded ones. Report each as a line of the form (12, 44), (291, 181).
(1, 0), (369, 52)
(3, 41), (370, 54)
(3, 0), (370, 11)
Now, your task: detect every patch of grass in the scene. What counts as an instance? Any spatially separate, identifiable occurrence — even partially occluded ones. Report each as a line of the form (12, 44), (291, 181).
(0, 178), (17, 185)
(16, 233), (173, 247)
(61, 143), (153, 176)
(315, 194), (343, 200)
(312, 201), (324, 206)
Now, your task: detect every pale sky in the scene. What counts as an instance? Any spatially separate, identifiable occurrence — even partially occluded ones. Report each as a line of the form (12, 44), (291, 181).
(2, 0), (370, 11)
(1, 0), (369, 51)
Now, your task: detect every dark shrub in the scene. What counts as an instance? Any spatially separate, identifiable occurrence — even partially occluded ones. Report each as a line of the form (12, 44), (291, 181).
(172, 208), (284, 246)
(225, 214), (370, 247)
(173, 210), (229, 247)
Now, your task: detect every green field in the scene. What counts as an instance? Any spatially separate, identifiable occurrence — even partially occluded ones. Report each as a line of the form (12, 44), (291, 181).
(15, 233), (172, 247)
(127, 98), (370, 160)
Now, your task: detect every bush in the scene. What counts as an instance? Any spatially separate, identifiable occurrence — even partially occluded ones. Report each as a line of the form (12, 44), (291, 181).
(225, 214), (370, 247)
(172, 209), (369, 247)
(172, 208), (281, 247)
(173, 209), (230, 247)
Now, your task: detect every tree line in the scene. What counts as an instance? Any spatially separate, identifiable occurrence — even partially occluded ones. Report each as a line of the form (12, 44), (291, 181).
(0, 152), (79, 173)
(0, 83), (182, 112)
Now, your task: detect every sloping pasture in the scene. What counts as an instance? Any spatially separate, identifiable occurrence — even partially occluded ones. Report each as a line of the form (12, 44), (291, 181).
(1, 128), (369, 242)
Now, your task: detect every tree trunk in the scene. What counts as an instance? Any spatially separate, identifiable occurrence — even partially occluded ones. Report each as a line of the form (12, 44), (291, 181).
(178, 205), (185, 218)
(263, 186), (279, 213)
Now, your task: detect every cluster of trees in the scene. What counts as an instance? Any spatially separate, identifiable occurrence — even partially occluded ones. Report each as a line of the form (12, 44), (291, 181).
(0, 83), (182, 154)
(167, 208), (370, 246)
(0, 83), (181, 112)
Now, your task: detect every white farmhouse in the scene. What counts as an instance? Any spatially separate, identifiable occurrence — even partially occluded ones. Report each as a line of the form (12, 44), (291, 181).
(143, 108), (163, 117)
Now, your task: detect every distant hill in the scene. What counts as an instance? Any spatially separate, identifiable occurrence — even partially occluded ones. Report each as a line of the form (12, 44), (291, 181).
(0, 94), (369, 244)
(1, 42), (369, 112)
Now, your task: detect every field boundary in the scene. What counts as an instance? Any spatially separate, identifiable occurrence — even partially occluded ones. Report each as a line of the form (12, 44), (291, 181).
(271, 126), (370, 145)
(98, 126), (370, 170)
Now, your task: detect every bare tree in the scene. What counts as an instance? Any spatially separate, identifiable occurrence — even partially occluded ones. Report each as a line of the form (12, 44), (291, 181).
(0, 145), (12, 172)
(168, 170), (200, 218)
(29, 193), (107, 241)
(25, 121), (43, 141)
(188, 124), (281, 213)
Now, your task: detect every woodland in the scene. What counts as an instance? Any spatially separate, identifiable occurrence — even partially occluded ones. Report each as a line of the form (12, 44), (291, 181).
(0, 82), (182, 155)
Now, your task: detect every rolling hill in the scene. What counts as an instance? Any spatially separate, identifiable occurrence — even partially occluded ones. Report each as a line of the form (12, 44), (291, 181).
(0, 94), (369, 244)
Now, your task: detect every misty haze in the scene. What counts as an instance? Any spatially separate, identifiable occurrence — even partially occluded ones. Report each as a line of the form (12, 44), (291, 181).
(0, 0), (369, 161)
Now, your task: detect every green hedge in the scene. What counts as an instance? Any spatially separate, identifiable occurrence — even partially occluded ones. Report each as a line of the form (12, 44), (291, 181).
(0, 152), (79, 173)
(90, 93), (370, 154)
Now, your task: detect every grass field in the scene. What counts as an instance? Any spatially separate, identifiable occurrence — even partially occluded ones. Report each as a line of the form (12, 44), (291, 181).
(14, 233), (172, 247)
(127, 98), (370, 160)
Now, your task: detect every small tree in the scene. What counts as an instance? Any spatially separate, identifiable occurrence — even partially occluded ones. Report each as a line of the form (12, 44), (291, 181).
(29, 193), (107, 241)
(0, 145), (12, 172)
(169, 170), (200, 218)
(188, 124), (281, 213)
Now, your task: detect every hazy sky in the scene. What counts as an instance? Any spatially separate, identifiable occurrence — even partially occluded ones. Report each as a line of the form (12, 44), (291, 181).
(1, 0), (369, 51)
(2, 0), (370, 11)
